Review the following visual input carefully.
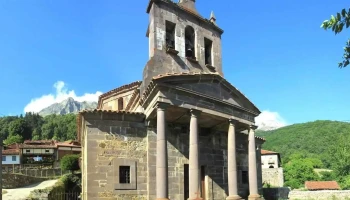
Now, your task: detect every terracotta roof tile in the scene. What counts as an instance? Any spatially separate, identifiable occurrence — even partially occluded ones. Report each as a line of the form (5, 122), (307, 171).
(79, 109), (144, 115)
(261, 149), (278, 155)
(97, 81), (142, 109)
(2, 149), (20, 155)
(305, 181), (340, 190)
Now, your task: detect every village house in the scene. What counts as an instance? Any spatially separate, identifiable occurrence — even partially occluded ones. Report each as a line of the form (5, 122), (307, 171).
(1, 140), (81, 169)
(1, 143), (20, 172)
(78, 0), (265, 200)
(261, 149), (284, 187)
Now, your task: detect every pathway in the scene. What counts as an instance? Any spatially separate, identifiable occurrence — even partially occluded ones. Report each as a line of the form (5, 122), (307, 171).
(2, 179), (58, 200)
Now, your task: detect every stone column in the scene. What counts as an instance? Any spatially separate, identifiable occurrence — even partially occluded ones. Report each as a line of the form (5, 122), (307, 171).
(188, 109), (202, 200)
(248, 125), (261, 200)
(156, 103), (169, 200)
(227, 119), (242, 200)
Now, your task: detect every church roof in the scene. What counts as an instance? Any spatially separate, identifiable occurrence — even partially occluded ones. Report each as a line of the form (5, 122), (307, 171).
(97, 81), (142, 109)
(140, 72), (261, 115)
(146, 0), (223, 34)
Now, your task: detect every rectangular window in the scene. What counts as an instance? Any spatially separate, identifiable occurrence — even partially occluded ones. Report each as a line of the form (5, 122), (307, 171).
(204, 38), (213, 65)
(165, 21), (176, 49)
(118, 98), (124, 111)
(45, 149), (50, 153)
(26, 149), (30, 153)
(2, 156), (5, 161)
(242, 171), (248, 184)
(119, 166), (131, 184)
(12, 156), (16, 161)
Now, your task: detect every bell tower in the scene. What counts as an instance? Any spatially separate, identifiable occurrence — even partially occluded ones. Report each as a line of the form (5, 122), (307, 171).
(141, 0), (224, 94)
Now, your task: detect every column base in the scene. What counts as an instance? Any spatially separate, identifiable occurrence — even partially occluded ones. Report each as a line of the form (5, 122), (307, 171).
(187, 198), (202, 200)
(248, 194), (262, 200)
(156, 198), (170, 200)
(226, 195), (243, 200)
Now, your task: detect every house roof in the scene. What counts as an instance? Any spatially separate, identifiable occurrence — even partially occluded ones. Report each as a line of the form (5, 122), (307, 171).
(97, 81), (142, 109)
(305, 181), (340, 190)
(19, 140), (57, 149)
(56, 141), (81, 148)
(2, 149), (20, 155)
(261, 149), (279, 155)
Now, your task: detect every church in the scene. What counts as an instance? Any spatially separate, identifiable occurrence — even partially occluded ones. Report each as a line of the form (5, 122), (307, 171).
(78, 0), (265, 199)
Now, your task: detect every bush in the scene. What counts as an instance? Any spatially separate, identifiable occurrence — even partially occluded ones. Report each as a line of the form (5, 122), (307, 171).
(60, 155), (80, 174)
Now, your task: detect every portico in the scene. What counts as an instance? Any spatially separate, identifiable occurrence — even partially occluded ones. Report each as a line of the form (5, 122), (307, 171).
(152, 101), (261, 200)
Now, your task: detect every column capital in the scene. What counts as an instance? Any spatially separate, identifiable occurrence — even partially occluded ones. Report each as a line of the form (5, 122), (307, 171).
(189, 108), (202, 117)
(249, 125), (258, 130)
(154, 102), (170, 110)
(228, 118), (239, 125)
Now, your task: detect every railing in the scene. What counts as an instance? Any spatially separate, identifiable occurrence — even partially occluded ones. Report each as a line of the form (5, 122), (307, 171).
(48, 192), (81, 200)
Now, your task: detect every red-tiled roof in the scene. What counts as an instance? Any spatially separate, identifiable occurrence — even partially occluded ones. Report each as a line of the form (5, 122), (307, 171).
(97, 81), (142, 109)
(305, 181), (340, 190)
(56, 141), (81, 148)
(2, 149), (19, 155)
(261, 149), (279, 155)
(20, 140), (57, 149)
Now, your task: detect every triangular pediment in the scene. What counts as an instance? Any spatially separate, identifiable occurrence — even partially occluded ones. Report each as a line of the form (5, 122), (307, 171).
(153, 73), (260, 115)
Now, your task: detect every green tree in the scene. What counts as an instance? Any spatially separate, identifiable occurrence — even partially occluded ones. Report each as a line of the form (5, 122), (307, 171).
(3, 134), (23, 145)
(60, 154), (80, 174)
(321, 8), (350, 68)
(284, 156), (319, 189)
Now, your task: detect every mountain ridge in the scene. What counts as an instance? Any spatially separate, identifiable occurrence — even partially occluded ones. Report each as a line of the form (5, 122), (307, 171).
(38, 97), (97, 116)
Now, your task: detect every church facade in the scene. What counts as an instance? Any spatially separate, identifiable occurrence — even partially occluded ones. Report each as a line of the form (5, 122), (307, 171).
(78, 1), (265, 200)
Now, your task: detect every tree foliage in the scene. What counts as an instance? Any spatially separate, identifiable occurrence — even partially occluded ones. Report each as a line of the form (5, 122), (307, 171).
(60, 154), (80, 174)
(321, 8), (350, 68)
(257, 120), (350, 188)
(0, 112), (77, 142)
(284, 156), (319, 189)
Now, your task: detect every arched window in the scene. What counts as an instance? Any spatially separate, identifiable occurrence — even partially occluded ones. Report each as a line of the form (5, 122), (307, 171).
(269, 165), (274, 168)
(185, 26), (195, 59)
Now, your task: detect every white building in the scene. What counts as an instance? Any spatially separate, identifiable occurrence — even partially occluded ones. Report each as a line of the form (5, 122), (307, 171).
(261, 149), (284, 187)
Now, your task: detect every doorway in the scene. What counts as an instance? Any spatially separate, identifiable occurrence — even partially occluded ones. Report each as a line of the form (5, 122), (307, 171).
(183, 164), (206, 200)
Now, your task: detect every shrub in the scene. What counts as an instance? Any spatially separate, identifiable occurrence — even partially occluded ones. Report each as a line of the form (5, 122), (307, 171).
(60, 155), (80, 174)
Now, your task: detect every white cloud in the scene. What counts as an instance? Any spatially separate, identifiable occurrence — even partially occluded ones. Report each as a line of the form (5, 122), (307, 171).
(255, 110), (288, 131)
(24, 81), (103, 113)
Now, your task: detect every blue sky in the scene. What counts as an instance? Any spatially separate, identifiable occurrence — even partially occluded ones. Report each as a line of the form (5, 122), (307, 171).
(0, 0), (349, 126)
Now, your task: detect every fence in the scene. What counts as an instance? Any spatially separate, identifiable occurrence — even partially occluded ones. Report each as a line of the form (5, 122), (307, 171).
(2, 165), (69, 178)
(48, 192), (81, 200)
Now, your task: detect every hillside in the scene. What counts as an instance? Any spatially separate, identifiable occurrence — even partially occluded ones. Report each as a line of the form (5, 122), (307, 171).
(38, 97), (97, 116)
(256, 120), (350, 168)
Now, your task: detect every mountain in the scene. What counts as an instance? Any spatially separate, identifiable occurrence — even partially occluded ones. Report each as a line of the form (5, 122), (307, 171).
(256, 120), (350, 168)
(38, 97), (97, 116)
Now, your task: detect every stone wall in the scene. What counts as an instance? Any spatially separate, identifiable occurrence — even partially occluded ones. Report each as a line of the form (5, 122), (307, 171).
(82, 112), (147, 200)
(4, 167), (69, 178)
(2, 173), (48, 189)
(262, 168), (284, 187)
(289, 190), (350, 200)
(263, 187), (290, 200)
